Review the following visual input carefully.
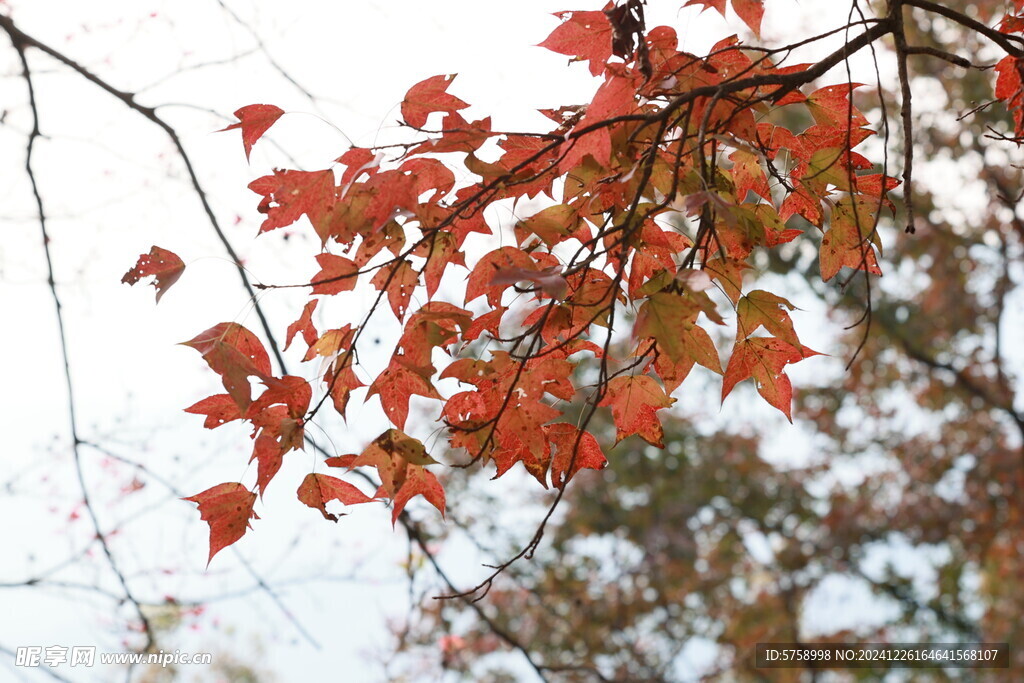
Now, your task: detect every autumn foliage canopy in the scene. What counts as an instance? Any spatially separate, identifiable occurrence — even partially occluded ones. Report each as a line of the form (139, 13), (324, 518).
(120, 0), (1024, 564)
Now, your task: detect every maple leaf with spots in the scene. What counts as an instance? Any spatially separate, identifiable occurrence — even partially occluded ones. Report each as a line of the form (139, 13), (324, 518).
(367, 359), (442, 430)
(539, 9), (613, 76)
(736, 290), (802, 349)
(183, 483), (258, 565)
(248, 169), (336, 234)
(121, 246), (185, 303)
(184, 394), (242, 429)
(599, 375), (676, 447)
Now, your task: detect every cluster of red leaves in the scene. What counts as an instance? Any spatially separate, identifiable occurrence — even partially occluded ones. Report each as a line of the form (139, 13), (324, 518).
(119, 0), (1019, 564)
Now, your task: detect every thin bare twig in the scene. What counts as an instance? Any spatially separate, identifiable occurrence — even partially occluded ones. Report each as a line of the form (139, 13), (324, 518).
(892, 0), (917, 234)
(0, 13), (288, 374)
(3, 24), (155, 658)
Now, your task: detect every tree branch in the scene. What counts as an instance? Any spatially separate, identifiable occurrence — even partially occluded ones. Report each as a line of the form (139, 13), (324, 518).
(891, 0), (917, 234)
(904, 0), (1024, 57)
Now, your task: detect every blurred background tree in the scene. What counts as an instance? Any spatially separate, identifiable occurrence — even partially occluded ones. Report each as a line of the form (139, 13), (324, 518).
(383, 1), (1023, 680)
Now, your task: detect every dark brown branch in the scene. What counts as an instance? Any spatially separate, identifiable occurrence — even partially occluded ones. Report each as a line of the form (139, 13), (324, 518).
(892, 0), (917, 234)
(904, 0), (1024, 57)
(904, 45), (977, 69)
(986, 175), (1023, 431)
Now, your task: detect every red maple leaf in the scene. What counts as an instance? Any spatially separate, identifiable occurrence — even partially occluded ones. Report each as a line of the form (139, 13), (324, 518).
(390, 465), (445, 525)
(184, 394), (242, 429)
(367, 359), (442, 429)
(284, 300), (318, 352)
(297, 473), (375, 522)
(324, 356), (364, 421)
(684, 0), (727, 16)
(411, 111), (494, 155)
(331, 430), (445, 524)
(545, 423), (607, 488)
(732, 0), (765, 38)
(250, 430), (287, 497)
(728, 149), (772, 202)
(310, 253), (359, 295)
(599, 375), (676, 447)
(401, 74), (469, 128)
(721, 337), (822, 421)
(634, 292), (723, 374)
(400, 157), (456, 202)
(466, 247), (541, 306)
(819, 195), (884, 281)
(371, 260), (419, 320)
(181, 323), (272, 412)
(248, 168), (336, 234)
(247, 404), (304, 496)
(538, 10), (613, 77)
(121, 246), (185, 303)
(805, 83), (868, 128)
(561, 65), (640, 171)
(737, 290), (802, 349)
(513, 203), (583, 248)
(704, 257), (752, 304)
(250, 375), (312, 420)
(994, 55), (1024, 136)
(337, 147), (381, 187)
(490, 265), (568, 300)
(183, 483), (258, 565)
(397, 302), (473, 374)
(415, 231), (465, 299)
(219, 104), (284, 160)
(306, 325), (356, 361)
